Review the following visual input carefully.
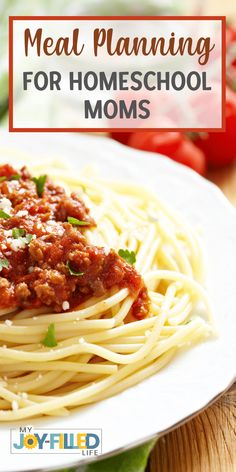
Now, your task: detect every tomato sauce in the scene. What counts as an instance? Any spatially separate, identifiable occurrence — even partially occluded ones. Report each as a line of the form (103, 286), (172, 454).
(0, 165), (149, 318)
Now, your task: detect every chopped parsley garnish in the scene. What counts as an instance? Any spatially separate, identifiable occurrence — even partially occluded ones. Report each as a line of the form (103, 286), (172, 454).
(42, 323), (57, 348)
(0, 210), (11, 219)
(67, 216), (89, 226)
(12, 228), (26, 239)
(10, 174), (20, 180)
(12, 228), (33, 244)
(32, 174), (47, 197)
(25, 234), (33, 244)
(0, 258), (9, 272)
(0, 174), (20, 182)
(118, 249), (136, 265)
(67, 261), (84, 276)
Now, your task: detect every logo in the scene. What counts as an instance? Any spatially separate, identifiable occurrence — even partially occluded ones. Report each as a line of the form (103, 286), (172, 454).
(10, 427), (102, 455)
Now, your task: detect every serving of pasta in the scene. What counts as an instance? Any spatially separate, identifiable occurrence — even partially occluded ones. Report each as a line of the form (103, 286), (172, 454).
(0, 160), (214, 422)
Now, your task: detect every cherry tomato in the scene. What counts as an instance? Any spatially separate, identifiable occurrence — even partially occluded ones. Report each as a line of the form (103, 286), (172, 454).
(226, 24), (236, 46)
(127, 131), (206, 175)
(128, 131), (182, 155)
(0, 164), (17, 179)
(168, 138), (206, 175)
(110, 132), (132, 145)
(194, 87), (236, 168)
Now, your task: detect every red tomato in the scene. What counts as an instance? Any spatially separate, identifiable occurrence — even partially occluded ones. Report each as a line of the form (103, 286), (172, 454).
(128, 132), (182, 155)
(168, 138), (206, 175)
(0, 164), (17, 179)
(226, 24), (236, 46)
(127, 131), (206, 175)
(194, 87), (236, 168)
(110, 132), (132, 145)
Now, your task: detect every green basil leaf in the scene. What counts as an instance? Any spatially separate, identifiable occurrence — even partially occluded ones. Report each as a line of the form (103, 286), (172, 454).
(118, 249), (136, 265)
(12, 228), (26, 239)
(67, 261), (84, 276)
(10, 174), (20, 180)
(67, 216), (89, 226)
(42, 323), (57, 348)
(0, 258), (9, 272)
(0, 210), (11, 219)
(0, 174), (20, 182)
(32, 175), (47, 197)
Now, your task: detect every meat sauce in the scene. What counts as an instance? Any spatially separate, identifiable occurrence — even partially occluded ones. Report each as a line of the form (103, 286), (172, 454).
(0, 164), (149, 318)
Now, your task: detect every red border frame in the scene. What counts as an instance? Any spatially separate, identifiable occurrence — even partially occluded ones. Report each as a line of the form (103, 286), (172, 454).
(9, 16), (226, 133)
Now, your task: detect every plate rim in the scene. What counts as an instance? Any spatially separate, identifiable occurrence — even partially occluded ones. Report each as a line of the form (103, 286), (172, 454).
(0, 132), (235, 471)
(17, 376), (235, 472)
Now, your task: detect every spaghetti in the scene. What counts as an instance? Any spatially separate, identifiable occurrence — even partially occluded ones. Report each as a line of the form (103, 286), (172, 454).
(0, 161), (213, 421)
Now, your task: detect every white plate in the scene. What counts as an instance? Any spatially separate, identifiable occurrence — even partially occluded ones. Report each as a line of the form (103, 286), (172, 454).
(0, 132), (235, 472)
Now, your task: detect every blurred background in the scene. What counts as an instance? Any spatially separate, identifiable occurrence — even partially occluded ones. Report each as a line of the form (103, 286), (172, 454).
(0, 0), (199, 124)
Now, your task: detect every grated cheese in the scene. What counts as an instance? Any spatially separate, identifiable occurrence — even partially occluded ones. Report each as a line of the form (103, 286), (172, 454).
(4, 319), (12, 327)
(62, 301), (70, 311)
(16, 210), (28, 217)
(8, 238), (27, 251)
(0, 198), (12, 215)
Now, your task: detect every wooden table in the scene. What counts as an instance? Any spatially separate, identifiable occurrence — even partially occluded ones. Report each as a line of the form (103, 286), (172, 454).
(148, 164), (236, 472)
